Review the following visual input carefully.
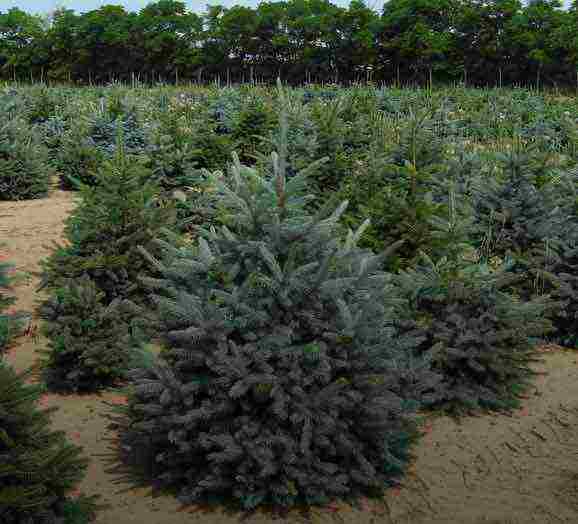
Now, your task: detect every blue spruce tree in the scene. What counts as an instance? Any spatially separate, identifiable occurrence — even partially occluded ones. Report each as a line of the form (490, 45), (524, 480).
(102, 81), (443, 511)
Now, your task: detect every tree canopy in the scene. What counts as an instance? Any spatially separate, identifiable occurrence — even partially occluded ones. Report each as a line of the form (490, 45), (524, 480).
(0, 0), (577, 87)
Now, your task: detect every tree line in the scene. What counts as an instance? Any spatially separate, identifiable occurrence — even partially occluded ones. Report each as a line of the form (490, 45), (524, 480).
(1, 0), (577, 89)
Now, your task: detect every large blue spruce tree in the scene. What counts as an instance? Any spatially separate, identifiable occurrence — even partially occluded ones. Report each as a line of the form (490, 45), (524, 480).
(103, 82), (443, 510)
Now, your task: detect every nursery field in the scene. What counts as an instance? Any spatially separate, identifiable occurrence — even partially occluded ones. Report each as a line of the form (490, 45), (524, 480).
(2, 190), (578, 524)
(2, 83), (578, 524)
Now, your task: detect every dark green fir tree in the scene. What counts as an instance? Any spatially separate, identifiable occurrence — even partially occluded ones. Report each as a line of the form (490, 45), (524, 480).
(0, 255), (24, 356)
(0, 361), (106, 523)
(0, 255), (105, 523)
(37, 277), (148, 394)
(395, 185), (557, 415)
(39, 127), (178, 306)
(0, 117), (52, 201)
(469, 138), (569, 303)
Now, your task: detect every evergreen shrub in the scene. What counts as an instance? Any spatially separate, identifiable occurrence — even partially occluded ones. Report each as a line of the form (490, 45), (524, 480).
(546, 240), (578, 347)
(230, 97), (275, 164)
(209, 89), (243, 135)
(0, 255), (26, 357)
(144, 114), (203, 191)
(0, 117), (52, 201)
(255, 94), (319, 186)
(0, 254), (104, 523)
(54, 124), (105, 190)
(331, 109), (451, 273)
(0, 361), (105, 523)
(469, 140), (570, 303)
(307, 97), (352, 199)
(87, 111), (148, 159)
(395, 189), (557, 414)
(539, 171), (578, 348)
(189, 118), (234, 171)
(36, 116), (68, 167)
(20, 87), (68, 125)
(40, 133), (178, 305)
(103, 96), (442, 511)
(55, 109), (148, 190)
(38, 277), (146, 394)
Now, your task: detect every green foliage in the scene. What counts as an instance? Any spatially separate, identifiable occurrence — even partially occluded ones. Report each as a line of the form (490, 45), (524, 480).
(55, 108), (148, 190)
(469, 138), (569, 302)
(0, 261), (17, 355)
(332, 109), (452, 272)
(387, 107), (447, 171)
(431, 141), (496, 203)
(545, 242), (578, 347)
(87, 110), (148, 158)
(0, 255), (28, 357)
(306, 97), (352, 201)
(167, 176), (235, 238)
(35, 115), (69, 166)
(105, 98), (441, 510)
(54, 124), (106, 190)
(0, 117), (52, 201)
(40, 133), (178, 304)
(255, 93), (320, 185)
(394, 188), (557, 415)
(381, 0), (459, 84)
(0, 359), (104, 523)
(21, 87), (66, 125)
(37, 277), (146, 394)
(538, 211), (578, 347)
(144, 115), (203, 191)
(189, 117), (234, 171)
(2, 0), (578, 87)
(209, 88), (243, 135)
(230, 96), (275, 164)
(39, 129), (178, 394)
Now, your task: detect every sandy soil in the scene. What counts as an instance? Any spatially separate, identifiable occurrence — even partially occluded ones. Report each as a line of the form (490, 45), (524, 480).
(2, 190), (578, 524)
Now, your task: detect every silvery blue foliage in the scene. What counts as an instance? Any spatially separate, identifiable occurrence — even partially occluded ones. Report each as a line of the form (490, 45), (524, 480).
(110, 91), (443, 510)
(86, 111), (148, 157)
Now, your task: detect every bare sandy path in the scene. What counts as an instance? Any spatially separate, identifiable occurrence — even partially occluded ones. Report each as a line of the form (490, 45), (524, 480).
(1, 191), (577, 524)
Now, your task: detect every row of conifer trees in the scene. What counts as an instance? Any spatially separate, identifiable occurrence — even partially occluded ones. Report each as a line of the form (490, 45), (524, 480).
(2, 81), (578, 520)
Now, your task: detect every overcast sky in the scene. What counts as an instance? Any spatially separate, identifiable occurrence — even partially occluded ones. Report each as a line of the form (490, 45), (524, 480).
(6, 0), (573, 17)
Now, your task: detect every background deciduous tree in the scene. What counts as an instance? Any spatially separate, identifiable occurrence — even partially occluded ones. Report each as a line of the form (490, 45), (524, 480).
(1, 0), (578, 88)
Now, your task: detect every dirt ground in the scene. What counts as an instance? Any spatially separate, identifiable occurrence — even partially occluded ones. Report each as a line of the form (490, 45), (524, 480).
(2, 190), (578, 524)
